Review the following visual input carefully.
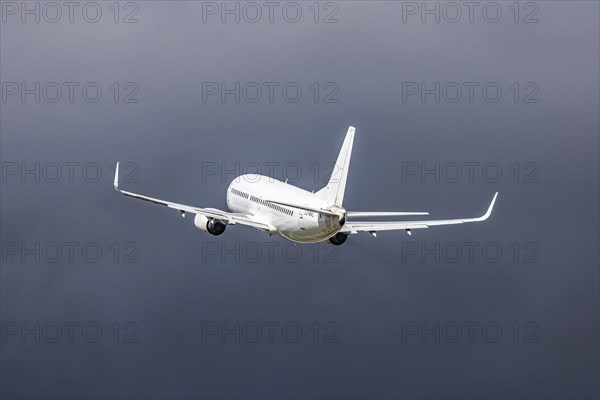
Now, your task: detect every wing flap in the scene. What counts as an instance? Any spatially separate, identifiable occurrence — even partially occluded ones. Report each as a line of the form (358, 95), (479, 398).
(342, 222), (429, 234)
(346, 211), (429, 217)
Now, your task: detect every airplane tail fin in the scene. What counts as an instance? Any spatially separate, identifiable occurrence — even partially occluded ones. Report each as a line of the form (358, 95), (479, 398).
(316, 126), (355, 207)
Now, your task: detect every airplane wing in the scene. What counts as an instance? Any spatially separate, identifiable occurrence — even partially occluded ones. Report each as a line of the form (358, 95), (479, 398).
(113, 162), (272, 232)
(341, 193), (498, 235)
(346, 211), (429, 217)
(265, 199), (340, 216)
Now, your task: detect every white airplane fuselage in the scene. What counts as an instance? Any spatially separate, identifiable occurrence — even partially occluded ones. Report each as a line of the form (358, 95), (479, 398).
(226, 174), (344, 243)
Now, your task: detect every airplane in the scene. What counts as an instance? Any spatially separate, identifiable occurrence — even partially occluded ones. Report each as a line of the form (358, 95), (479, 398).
(113, 126), (497, 245)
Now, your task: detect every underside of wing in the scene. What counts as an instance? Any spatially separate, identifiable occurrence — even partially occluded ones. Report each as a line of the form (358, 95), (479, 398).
(113, 162), (272, 232)
(346, 211), (429, 217)
(227, 213), (272, 232)
(341, 193), (498, 234)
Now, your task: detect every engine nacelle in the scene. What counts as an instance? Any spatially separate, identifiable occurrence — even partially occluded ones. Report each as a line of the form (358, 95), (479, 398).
(328, 231), (348, 246)
(194, 214), (227, 236)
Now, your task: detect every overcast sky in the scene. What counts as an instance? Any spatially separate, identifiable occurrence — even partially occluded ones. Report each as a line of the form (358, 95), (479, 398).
(1, 1), (599, 398)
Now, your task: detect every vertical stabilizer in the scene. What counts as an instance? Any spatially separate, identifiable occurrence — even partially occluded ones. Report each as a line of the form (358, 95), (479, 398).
(316, 126), (355, 207)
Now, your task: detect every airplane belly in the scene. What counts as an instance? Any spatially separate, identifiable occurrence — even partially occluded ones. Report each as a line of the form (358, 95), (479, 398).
(278, 218), (340, 243)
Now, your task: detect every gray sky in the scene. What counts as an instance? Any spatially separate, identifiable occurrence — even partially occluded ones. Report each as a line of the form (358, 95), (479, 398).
(1, 1), (599, 398)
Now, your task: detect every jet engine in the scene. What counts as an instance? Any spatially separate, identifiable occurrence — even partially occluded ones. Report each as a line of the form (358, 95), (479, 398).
(194, 214), (227, 236)
(328, 231), (348, 246)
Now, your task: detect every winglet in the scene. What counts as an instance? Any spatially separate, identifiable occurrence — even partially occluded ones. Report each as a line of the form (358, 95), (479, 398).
(474, 192), (498, 222)
(113, 162), (120, 191)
